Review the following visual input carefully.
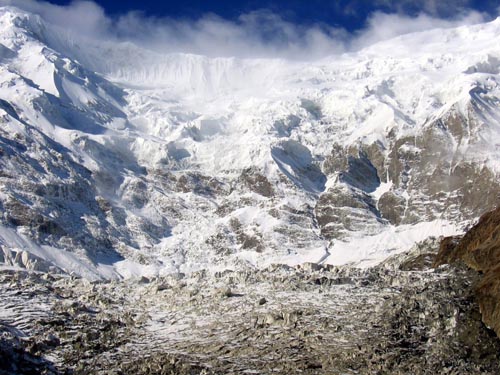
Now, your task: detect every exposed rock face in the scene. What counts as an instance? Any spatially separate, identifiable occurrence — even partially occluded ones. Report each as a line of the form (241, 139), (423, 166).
(435, 206), (500, 337)
(2, 7), (500, 277)
(315, 184), (383, 240)
(378, 191), (406, 225)
(315, 104), (500, 240)
(239, 167), (275, 197)
(317, 147), (386, 240)
(382, 114), (500, 225)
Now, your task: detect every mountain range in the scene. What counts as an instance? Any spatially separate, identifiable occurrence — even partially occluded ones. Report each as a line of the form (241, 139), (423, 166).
(0, 6), (500, 280)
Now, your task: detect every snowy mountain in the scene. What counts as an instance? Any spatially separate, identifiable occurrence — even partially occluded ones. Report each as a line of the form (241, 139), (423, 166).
(1, 5), (500, 279)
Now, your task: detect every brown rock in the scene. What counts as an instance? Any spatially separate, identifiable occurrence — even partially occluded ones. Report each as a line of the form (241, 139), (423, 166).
(434, 206), (500, 336)
(239, 168), (275, 197)
(378, 191), (406, 225)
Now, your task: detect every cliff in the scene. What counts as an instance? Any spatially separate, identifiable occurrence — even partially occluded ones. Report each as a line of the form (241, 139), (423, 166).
(435, 205), (500, 336)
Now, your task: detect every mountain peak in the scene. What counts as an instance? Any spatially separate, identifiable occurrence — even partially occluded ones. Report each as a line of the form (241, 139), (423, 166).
(0, 5), (499, 279)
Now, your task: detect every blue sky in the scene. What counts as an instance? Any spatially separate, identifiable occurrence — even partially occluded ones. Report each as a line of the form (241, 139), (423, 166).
(43, 0), (499, 31)
(2, 0), (499, 59)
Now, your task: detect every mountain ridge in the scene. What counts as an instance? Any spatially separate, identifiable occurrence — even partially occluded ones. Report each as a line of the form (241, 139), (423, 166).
(0, 5), (499, 278)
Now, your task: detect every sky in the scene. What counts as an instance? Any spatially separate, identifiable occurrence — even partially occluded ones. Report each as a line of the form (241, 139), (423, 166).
(1, 0), (499, 59)
(39, 0), (500, 31)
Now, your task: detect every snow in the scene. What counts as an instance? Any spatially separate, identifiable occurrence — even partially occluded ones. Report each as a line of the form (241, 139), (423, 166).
(372, 181), (393, 201)
(0, 5), (499, 279)
(0, 225), (107, 280)
(324, 220), (462, 268)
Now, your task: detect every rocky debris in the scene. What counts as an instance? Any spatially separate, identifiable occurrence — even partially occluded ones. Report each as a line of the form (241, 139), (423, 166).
(0, 323), (59, 375)
(435, 205), (500, 337)
(0, 270), (142, 375)
(2, 11), (500, 374)
(1, 241), (500, 374)
(217, 286), (233, 298)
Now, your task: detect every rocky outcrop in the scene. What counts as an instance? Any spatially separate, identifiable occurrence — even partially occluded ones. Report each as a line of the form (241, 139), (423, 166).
(239, 167), (275, 197)
(435, 205), (500, 337)
(317, 103), (500, 237)
(315, 184), (384, 240)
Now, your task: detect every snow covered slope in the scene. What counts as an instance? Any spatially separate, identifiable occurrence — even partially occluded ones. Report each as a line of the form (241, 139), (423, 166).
(0, 6), (500, 279)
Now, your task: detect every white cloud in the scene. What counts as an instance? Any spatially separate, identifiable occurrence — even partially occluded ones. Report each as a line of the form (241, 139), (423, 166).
(112, 9), (347, 59)
(0, 0), (495, 60)
(373, 0), (473, 16)
(352, 10), (487, 49)
(0, 0), (110, 37)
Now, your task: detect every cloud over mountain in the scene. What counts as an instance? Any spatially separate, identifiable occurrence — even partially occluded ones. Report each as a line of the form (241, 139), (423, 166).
(0, 0), (495, 59)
